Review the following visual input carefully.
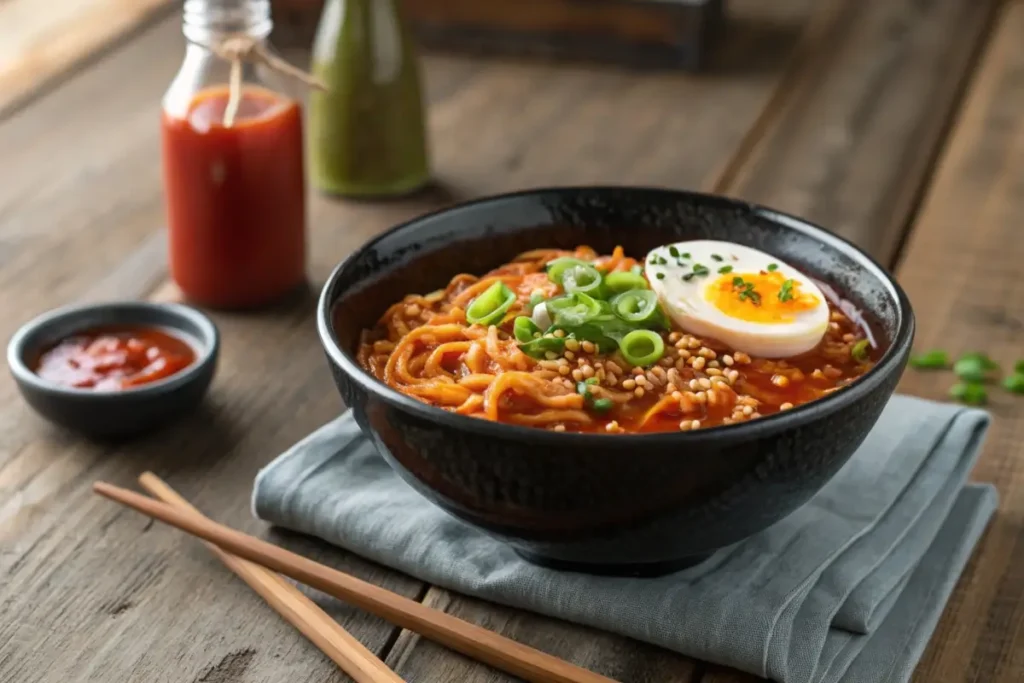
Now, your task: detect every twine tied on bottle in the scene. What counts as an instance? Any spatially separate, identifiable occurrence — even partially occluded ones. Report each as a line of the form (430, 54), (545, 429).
(193, 34), (326, 127)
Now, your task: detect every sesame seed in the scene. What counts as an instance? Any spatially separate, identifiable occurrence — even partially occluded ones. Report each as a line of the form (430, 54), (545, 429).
(669, 332), (682, 343)
(688, 338), (702, 349)
(564, 350), (575, 360)
(678, 349), (692, 360)
(671, 391), (683, 401)
(706, 368), (723, 377)
(771, 374), (790, 388)
(582, 365), (595, 378)
(545, 351), (558, 360)
(695, 391), (707, 404)
(780, 402), (794, 410)
(707, 389), (717, 405)
(622, 379), (636, 390)
(558, 365), (571, 376)
(692, 357), (706, 371)
(742, 405), (754, 416)
(572, 369), (584, 381)
(734, 352), (751, 364)
(707, 360), (720, 368)
(581, 340), (596, 353)
(722, 355), (734, 366)
(634, 387), (645, 398)
(690, 419), (701, 430)
(553, 424), (566, 432)
(750, 412), (762, 419)
(606, 361), (623, 375)
(606, 421), (621, 433)
(689, 379), (700, 391)
(405, 303), (422, 317)
(552, 329), (566, 338)
(565, 338), (580, 352)
(698, 378), (712, 389)
(678, 420), (692, 431)
(606, 373), (618, 386)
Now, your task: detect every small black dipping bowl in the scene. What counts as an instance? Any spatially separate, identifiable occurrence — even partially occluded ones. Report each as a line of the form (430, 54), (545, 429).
(317, 187), (914, 576)
(7, 302), (219, 438)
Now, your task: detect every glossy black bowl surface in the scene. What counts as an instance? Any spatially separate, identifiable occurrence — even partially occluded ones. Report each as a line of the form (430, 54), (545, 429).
(317, 187), (914, 576)
(7, 301), (219, 438)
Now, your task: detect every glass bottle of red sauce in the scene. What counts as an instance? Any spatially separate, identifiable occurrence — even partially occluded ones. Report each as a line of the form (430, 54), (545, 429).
(161, 0), (306, 309)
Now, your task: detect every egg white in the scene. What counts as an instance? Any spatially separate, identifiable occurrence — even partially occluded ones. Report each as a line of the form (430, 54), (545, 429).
(645, 240), (830, 358)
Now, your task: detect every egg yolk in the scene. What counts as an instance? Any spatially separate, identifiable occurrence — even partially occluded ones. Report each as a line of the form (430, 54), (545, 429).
(705, 271), (820, 323)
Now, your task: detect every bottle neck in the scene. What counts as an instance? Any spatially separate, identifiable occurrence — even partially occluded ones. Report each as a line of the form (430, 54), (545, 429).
(182, 0), (272, 44)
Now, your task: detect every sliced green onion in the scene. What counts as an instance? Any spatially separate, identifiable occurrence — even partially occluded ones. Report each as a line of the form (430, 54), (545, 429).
(546, 257), (591, 285)
(909, 350), (949, 369)
(513, 316), (541, 343)
(584, 377), (599, 385)
(576, 381), (592, 398)
(528, 291), (545, 311)
(958, 351), (999, 371)
(1002, 373), (1024, 394)
(561, 264), (605, 297)
(851, 339), (871, 362)
(949, 381), (987, 405)
(604, 270), (649, 295)
(591, 397), (614, 413)
(518, 335), (566, 359)
(547, 292), (604, 327)
(620, 329), (665, 367)
(466, 282), (516, 326)
(610, 289), (663, 327)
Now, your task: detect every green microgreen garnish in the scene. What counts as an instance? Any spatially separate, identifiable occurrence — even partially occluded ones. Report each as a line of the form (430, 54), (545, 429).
(683, 273), (695, 281)
(692, 263), (710, 276)
(718, 265), (733, 274)
(711, 254), (723, 262)
(778, 279), (795, 303)
(767, 263), (779, 272)
(732, 277), (761, 305)
(909, 350), (949, 369)
(668, 246), (679, 258)
(681, 252), (691, 259)
(656, 272), (665, 280)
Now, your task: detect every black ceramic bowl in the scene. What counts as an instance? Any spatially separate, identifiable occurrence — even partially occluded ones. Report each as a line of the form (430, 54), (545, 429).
(7, 301), (219, 438)
(318, 187), (914, 576)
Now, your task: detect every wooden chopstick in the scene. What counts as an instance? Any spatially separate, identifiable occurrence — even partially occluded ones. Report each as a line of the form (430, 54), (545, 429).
(94, 480), (618, 683)
(136, 473), (404, 683)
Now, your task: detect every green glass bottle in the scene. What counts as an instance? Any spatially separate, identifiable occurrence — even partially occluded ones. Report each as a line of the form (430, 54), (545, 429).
(308, 0), (430, 197)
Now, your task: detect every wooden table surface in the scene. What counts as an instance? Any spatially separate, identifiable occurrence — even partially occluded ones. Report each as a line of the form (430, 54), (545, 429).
(2, 1), (1022, 681)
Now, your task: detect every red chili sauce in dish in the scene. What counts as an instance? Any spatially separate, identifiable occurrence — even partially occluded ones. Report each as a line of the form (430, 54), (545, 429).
(34, 327), (196, 391)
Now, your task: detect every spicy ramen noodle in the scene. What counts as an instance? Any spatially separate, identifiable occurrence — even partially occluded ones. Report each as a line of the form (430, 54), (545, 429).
(357, 245), (879, 434)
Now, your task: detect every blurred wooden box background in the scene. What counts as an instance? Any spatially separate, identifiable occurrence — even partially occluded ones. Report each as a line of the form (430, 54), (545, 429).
(273, 0), (725, 69)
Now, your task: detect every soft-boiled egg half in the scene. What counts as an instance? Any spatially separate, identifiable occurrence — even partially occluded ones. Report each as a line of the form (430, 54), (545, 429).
(645, 240), (829, 358)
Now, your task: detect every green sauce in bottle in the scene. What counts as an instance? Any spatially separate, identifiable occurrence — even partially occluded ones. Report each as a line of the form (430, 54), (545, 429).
(308, 0), (429, 197)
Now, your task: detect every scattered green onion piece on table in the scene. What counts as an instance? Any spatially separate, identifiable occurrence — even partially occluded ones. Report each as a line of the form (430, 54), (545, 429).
(958, 351), (999, 371)
(851, 339), (871, 362)
(909, 350), (949, 369)
(465, 281), (516, 326)
(561, 264), (606, 297)
(591, 398), (614, 413)
(1002, 373), (1024, 395)
(1015, 360), (1024, 375)
(949, 381), (987, 405)
(620, 329), (665, 367)
(604, 270), (649, 295)
(513, 316), (540, 343)
(546, 257), (591, 285)
(953, 355), (990, 383)
(610, 289), (664, 327)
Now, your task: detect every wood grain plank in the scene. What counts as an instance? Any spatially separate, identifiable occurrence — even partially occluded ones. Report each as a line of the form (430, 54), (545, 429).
(893, 4), (1024, 681)
(721, 0), (997, 267)
(0, 0), (174, 117)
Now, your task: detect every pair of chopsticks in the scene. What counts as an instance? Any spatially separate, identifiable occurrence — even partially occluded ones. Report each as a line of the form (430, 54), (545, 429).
(95, 476), (618, 683)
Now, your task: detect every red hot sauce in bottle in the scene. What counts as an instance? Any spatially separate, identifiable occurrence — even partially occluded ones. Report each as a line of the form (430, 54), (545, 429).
(161, 86), (306, 309)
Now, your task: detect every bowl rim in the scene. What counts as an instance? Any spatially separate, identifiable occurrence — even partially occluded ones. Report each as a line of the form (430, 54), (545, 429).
(317, 185), (915, 445)
(6, 300), (220, 400)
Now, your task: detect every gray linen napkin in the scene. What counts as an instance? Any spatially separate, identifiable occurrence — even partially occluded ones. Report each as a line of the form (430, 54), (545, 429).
(252, 395), (997, 683)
